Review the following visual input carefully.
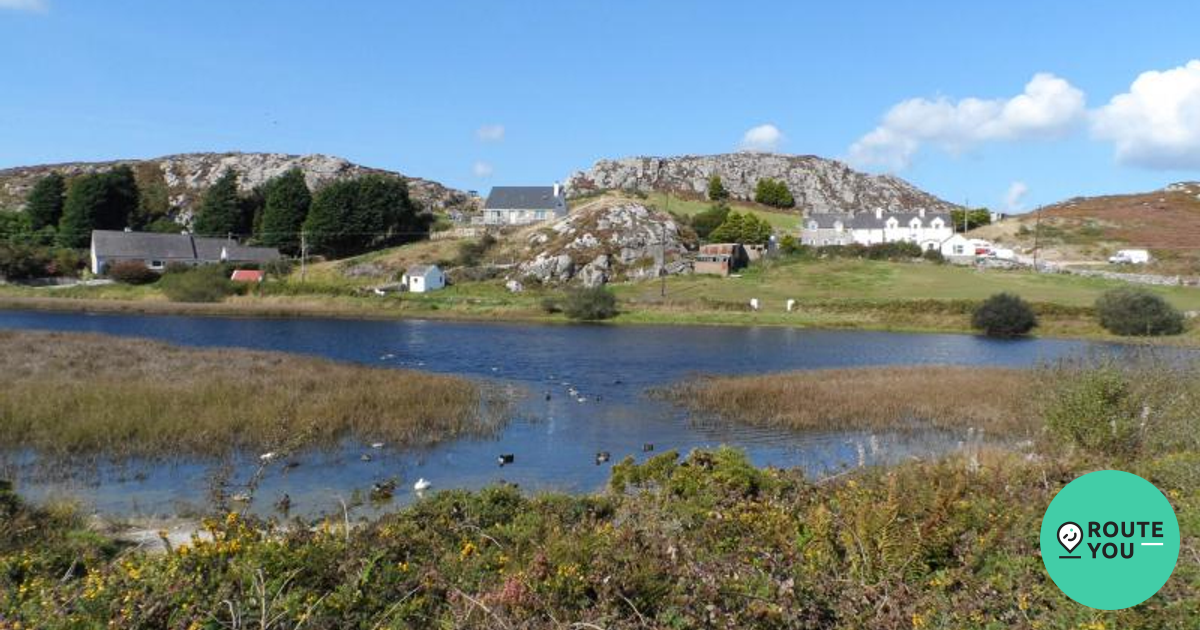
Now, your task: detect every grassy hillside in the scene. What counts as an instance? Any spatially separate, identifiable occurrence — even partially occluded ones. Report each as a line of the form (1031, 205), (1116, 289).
(294, 238), (464, 285)
(624, 257), (1200, 309)
(972, 182), (1200, 274)
(640, 191), (802, 231)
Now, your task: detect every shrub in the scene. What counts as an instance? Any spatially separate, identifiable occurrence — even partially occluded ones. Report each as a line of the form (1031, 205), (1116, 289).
(107, 260), (158, 285)
(1044, 364), (1142, 456)
(1095, 287), (1184, 336)
(262, 258), (294, 277)
(706, 174), (729, 201)
(158, 265), (235, 302)
(456, 233), (497, 267)
(690, 202), (730, 239)
(971, 292), (1037, 337)
(562, 286), (618, 321)
(753, 178), (794, 208)
(922, 248), (945, 264)
(818, 242), (922, 261)
(0, 242), (52, 280)
(863, 241), (922, 260)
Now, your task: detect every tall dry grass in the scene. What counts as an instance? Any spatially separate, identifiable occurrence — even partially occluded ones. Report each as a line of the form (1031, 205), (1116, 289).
(658, 366), (1040, 436)
(0, 330), (502, 459)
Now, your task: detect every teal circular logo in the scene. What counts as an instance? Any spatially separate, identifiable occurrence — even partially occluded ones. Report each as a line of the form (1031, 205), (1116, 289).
(1040, 470), (1179, 610)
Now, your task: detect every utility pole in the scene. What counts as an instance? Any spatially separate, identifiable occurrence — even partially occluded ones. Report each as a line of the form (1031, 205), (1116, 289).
(661, 191), (669, 298)
(1032, 205), (1042, 272)
(299, 230), (308, 282)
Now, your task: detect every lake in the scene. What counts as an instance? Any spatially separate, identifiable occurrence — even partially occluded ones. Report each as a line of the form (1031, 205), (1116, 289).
(0, 309), (1130, 519)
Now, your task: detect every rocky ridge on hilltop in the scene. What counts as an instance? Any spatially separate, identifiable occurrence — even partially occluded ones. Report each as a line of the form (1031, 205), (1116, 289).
(567, 153), (957, 214)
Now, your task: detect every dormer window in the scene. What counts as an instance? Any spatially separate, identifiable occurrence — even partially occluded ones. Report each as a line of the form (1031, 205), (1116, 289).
(910, 218), (921, 229)
(886, 218), (898, 230)
(809, 221), (818, 230)
(932, 218), (944, 229)
(833, 221), (844, 232)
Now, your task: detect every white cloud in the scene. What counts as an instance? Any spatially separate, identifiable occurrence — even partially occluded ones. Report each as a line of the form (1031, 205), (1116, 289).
(1091, 60), (1200, 170)
(1004, 181), (1029, 212)
(471, 161), (494, 178)
(476, 124), (505, 143)
(739, 124), (783, 152)
(849, 73), (1086, 170)
(0, 0), (48, 12)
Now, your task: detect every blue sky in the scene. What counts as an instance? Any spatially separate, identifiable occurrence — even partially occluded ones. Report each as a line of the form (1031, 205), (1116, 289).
(2, 1), (1200, 211)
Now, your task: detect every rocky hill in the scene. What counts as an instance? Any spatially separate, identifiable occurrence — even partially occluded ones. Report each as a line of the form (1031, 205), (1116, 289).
(0, 152), (474, 220)
(566, 153), (956, 214)
(512, 198), (697, 287)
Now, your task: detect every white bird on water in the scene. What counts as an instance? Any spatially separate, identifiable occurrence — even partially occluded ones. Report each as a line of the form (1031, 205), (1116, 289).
(259, 452), (277, 462)
(413, 478), (432, 492)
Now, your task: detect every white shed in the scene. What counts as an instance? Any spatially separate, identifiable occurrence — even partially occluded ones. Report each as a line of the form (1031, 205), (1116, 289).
(401, 264), (445, 293)
(939, 234), (975, 260)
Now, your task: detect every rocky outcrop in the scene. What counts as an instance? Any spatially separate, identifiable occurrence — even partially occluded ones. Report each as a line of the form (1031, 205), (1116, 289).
(0, 152), (474, 219)
(566, 153), (957, 214)
(514, 200), (696, 286)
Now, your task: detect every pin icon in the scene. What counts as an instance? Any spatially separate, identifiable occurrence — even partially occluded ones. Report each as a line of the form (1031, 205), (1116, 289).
(1058, 521), (1082, 554)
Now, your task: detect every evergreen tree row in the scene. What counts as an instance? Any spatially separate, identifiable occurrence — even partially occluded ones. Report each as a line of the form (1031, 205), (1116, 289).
(17, 167), (429, 257)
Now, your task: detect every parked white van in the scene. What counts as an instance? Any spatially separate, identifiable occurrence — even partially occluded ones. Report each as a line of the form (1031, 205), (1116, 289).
(1108, 249), (1150, 264)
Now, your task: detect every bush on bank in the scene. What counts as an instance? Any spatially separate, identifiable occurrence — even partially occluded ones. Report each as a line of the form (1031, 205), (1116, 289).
(157, 264), (237, 303)
(971, 292), (1038, 337)
(1095, 287), (1185, 336)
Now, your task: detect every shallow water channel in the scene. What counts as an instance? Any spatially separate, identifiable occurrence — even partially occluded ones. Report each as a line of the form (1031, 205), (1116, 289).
(0, 309), (1137, 519)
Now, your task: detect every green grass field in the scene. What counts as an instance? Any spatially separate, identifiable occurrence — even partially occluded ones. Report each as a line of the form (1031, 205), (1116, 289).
(622, 258), (1200, 310)
(3, 257), (1199, 343)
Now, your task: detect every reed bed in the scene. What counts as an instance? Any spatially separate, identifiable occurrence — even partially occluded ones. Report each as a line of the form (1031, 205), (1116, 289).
(0, 330), (502, 459)
(658, 366), (1040, 436)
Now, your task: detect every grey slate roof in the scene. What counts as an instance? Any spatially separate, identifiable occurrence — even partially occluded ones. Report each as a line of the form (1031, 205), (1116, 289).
(223, 244), (283, 263)
(484, 186), (561, 210)
(405, 264), (438, 275)
(805, 213), (855, 229)
(193, 237), (231, 262)
(849, 210), (951, 230)
(92, 230), (280, 264)
(804, 210), (951, 230)
(91, 230), (197, 260)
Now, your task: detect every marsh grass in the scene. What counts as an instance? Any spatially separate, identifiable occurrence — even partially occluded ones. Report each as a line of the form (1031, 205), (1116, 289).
(0, 330), (503, 459)
(656, 366), (1041, 437)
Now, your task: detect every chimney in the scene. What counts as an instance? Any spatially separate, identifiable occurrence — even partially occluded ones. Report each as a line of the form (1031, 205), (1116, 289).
(919, 208), (925, 218)
(874, 207), (882, 220)
(553, 182), (561, 197)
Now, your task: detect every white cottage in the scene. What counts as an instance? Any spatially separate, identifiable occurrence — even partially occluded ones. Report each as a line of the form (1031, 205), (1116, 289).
(402, 264), (445, 293)
(800, 208), (953, 249)
(938, 233), (975, 260)
(482, 185), (568, 226)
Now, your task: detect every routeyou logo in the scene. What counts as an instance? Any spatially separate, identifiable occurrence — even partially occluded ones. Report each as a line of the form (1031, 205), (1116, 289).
(1040, 470), (1180, 610)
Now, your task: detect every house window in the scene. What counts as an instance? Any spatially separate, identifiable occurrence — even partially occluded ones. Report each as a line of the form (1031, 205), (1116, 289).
(149, 260), (165, 270)
(953, 245), (965, 255)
